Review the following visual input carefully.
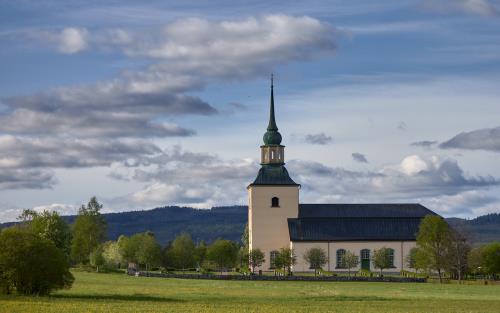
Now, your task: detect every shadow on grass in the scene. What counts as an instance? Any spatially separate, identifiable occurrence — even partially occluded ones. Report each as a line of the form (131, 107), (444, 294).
(51, 293), (184, 303)
(331, 295), (395, 302)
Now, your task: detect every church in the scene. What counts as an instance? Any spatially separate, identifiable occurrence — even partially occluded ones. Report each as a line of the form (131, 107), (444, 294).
(247, 78), (438, 273)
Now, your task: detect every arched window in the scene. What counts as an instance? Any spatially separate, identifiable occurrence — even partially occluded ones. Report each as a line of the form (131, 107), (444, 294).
(336, 249), (346, 268)
(388, 248), (395, 267)
(271, 197), (279, 207)
(269, 250), (279, 269)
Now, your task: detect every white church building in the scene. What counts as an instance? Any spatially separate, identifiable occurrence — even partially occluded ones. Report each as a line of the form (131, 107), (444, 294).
(247, 79), (437, 273)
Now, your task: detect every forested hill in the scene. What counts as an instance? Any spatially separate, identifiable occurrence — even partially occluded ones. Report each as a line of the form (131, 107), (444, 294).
(1, 206), (499, 245)
(447, 213), (500, 244)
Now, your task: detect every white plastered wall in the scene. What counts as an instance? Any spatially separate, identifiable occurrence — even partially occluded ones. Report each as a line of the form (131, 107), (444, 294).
(291, 241), (416, 273)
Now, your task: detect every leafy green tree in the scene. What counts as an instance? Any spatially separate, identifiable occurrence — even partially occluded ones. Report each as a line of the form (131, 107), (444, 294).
(416, 215), (452, 283)
(482, 242), (500, 276)
(249, 249), (265, 273)
(170, 233), (196, 270)
(468, 246), (484, 275)
(18, 209), (72, 258)
(206, 239), (238, 273)
(237, 246), (249, 271)
(194, 240), (207, 268)
(71, 197), (107, 264)
(373, 247), (393, 276)
(102, 240), (123, 269)
(342, 251), (359, 277)
(135, 232), (162, 272)
(241, 223), (249, 249)
(278, 247), (296, 275)
(0, 227), (74, 295)
(405, 247), (418, 271)
(90, 245), (105, 272)
(303, 247), (328, 276)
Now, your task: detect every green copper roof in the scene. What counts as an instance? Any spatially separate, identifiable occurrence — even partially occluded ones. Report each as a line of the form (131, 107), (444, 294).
(250, 164), (298, 186)
(263, 76), (282, 145)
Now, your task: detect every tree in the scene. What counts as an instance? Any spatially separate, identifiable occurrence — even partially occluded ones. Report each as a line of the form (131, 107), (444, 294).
(90, 245), (105, 272)
(135, 232), (162, 272)
(482, 242), (500, 277)
(447, 230), (470, 283)
(0, 227), (74, 295)
(18, 209), (72, 258)
(194, 240), (207, 268)
(237, 246), (249, 271)
(249, 249), (265, 273)
(303, 247), (327, 276)
(416, 215), (452, 283)
(405, 247), (418, 271)
(372, 248), (393, 276)
(277, 247), (296, 276)
(468, 246), (484, 275)
(342, 251), (359, 277)
(170, 233), (196, 270)
(241, 223), (249, 249)
(206, 239), (238, 273)
(102, 241), (123, 269)
(71, 197), (107, 264)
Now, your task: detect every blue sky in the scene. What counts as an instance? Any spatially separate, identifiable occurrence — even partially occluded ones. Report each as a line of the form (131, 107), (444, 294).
(1, 0), (500, 222)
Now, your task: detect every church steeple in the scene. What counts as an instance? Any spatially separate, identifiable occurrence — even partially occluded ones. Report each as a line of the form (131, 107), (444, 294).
(249, 74), (298, 186)
(263, 74), (282, 145)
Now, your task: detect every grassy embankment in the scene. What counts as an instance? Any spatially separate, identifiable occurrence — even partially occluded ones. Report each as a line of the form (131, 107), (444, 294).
(1, 271), (500, 313)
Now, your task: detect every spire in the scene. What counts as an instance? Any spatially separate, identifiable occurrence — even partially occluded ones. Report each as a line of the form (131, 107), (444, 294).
(267, 74), (278, 131)
(263, 74), (282, 145)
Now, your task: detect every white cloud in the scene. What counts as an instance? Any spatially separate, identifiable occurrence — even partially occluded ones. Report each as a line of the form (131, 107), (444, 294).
(0, 15), (338, 192)
(58, 27), (88, 53)
(422, 0), (499, 16)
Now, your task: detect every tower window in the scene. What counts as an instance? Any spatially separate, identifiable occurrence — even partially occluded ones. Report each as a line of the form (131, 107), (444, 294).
(271, 197), (279, 207)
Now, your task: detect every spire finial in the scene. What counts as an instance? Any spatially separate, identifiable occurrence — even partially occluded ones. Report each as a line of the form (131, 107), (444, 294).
(263, 73), (282, 145)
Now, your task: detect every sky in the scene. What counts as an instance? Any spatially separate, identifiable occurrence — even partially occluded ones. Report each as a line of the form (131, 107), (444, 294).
(1, 0), (500, 222)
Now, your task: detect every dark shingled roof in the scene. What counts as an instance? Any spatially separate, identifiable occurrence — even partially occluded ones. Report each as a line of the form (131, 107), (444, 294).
(298, 203), (435, 218)
(288, 203), (438, 242)
(250, 164), (299, 186)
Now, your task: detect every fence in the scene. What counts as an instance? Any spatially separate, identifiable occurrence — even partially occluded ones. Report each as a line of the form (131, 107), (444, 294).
(129, 271), (426, 283)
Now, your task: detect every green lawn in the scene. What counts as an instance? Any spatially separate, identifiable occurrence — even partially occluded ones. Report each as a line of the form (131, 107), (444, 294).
(1, 271), (500, 313)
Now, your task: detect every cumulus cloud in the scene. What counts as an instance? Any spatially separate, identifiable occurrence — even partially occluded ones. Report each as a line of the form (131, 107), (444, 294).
(0, 15), (337, 191)
(110, 146), (256, 209)
(440, 126), (500, 152)
(422, 0), (499, 16)
(422, 190), (500, 217)
(105, 150), (499, 216)
(352, 152), (368, 163)
(411, 140), (438, 148)
(304, 133), (333, 145)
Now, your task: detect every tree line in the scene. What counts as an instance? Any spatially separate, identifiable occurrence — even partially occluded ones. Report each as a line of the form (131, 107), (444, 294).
(1, 198), (500, 296)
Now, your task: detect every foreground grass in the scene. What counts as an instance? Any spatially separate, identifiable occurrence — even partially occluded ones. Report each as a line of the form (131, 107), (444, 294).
(1, 271), (500, 313)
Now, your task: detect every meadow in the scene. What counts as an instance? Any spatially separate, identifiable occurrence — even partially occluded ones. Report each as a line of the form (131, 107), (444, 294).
(1, 271), (500, 313)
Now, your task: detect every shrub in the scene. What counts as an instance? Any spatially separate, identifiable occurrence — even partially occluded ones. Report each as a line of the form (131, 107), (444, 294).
(0, 227), (74, 295)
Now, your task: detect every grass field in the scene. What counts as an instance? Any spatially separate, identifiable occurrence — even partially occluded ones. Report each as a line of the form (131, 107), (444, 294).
(1, 271), (500, 313)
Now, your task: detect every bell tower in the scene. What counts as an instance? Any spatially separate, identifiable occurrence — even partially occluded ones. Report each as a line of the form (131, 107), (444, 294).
(247, 75), (300, 271)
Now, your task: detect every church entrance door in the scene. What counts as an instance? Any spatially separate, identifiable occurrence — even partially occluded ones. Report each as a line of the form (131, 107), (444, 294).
(361, 249), (370, 271)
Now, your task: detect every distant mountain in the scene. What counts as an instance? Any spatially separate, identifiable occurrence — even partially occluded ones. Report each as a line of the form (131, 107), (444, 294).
(1, 206), (247, 245)
(447, 213), (500, 245)
(1, 206), (499, 245)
